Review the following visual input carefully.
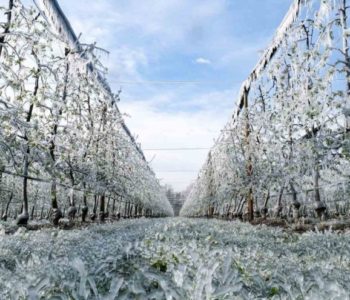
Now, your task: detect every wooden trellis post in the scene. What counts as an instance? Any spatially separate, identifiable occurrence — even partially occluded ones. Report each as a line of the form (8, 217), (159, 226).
(340, 0), (350, 95)
(243, 87), (254, 221)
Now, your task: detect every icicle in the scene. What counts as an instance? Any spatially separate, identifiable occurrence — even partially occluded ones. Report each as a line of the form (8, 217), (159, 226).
(232, 0), (307, 119)
(316, 0), (332, 24)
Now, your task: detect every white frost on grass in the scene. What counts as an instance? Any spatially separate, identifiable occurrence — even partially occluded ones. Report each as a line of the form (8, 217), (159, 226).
(0, 218), (349, 299)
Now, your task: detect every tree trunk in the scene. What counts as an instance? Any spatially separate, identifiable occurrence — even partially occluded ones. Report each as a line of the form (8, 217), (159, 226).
(290, 182), (300, 220)
(1, 192), (13, 221)
(31, 205), (35, 220)
(81, 183), (88, 222)
(67, 161), (77, 220)
(90, 195), (97, 221)
(51, 180), (58, 209)
(124, 201), (128, 218)
(99, 194), (105, 222)
(261, 190), (270, 219)
(49, 52), (70, 225)
(112, 198), (116, 213)
(0, 164), (4, 203)
(314, 166), (320, 203)
(236, 196), (246, 219)
(340, 0), (350, 94)
(67, 187), (77, 220)
(17, 70), (39, 226)
(105, 196), (110, 218)
(243, 87), (254, 221)
(40, 205), (44, 220)
(314, 165), (326, 219)
(274, 185), (285, 218)
(128, 203), (132, 218)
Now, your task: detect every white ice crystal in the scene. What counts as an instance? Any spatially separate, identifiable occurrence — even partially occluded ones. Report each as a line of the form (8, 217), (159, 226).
(0, 218), (349, 299)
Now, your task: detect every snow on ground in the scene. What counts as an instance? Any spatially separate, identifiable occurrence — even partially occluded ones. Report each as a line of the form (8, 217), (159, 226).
(0, 218), (349, 299)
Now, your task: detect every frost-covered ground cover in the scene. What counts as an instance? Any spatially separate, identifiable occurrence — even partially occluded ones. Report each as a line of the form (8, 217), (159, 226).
(0, 218), (349, 299)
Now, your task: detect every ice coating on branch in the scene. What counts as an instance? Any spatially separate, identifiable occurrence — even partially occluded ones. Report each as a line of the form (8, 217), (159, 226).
(34, 0), (147, 161)
(181, 0), (350, 219)
(235, 0), (306, 118)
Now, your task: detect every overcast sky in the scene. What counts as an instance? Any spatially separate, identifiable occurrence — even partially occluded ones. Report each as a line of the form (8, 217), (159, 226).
(52, 0), (292, 191)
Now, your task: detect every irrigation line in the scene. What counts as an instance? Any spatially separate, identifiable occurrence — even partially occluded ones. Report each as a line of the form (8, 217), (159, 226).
(110, 80), (236, 85)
